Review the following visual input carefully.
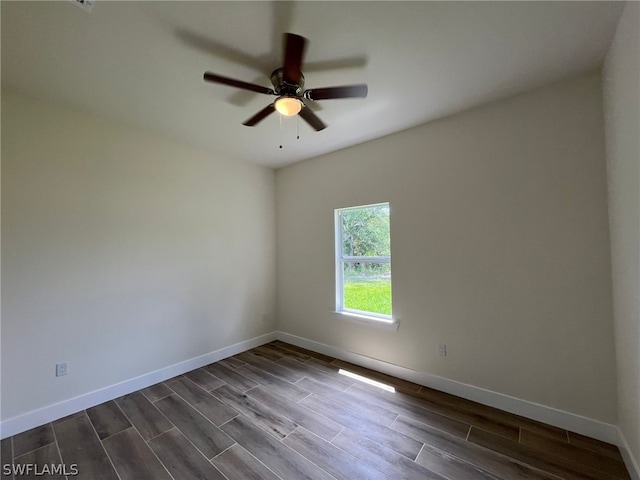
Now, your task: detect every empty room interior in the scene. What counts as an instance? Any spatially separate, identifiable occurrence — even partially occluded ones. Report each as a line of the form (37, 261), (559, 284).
(1, 1), (639, 479)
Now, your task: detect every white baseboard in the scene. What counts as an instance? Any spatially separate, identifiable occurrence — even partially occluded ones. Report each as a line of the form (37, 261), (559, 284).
(275, 331), (622, 445)
(618, 430), (640, 480)
(0, 332), (277, 439)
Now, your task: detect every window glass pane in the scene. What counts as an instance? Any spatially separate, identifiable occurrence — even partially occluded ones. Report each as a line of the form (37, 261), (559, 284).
(341, 205), (390, 257)
(343, 262), (392, 315)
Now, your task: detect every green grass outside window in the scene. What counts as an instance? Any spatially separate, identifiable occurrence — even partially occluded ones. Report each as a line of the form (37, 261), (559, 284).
(343, 279), (392, 316)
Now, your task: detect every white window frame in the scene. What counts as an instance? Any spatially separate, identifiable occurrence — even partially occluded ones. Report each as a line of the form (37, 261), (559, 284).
(335, 203), (395, 327)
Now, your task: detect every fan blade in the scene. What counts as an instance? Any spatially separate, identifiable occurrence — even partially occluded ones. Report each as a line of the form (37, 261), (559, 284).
(283, 33), (306, 84)
(204, 72), (274, 95)
(305, 84), (368, 101)
(299, 106), (327, 131)
(243, 104), (276, 126)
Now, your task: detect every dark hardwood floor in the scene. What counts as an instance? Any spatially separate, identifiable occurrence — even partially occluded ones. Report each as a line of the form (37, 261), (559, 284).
(1, 341), (631, 480)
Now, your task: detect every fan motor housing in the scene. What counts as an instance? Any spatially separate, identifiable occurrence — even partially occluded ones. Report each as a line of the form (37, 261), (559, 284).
(271, 68), (304, 96)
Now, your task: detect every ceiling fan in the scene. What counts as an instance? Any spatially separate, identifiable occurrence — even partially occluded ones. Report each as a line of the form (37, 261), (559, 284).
(203, 33), (368, 132)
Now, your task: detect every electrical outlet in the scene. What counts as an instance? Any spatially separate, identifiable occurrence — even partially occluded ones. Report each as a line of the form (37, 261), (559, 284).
(438, 344), (447, 357)
(56, 362), (68, 377)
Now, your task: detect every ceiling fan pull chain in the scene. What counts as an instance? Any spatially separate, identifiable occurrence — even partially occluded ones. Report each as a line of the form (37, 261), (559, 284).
(279, 113), (283, 149)
(297, 115), (300, 140)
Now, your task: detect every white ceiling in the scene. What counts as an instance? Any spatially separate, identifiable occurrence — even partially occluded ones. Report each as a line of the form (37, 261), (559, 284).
(1, 1), (624, 168)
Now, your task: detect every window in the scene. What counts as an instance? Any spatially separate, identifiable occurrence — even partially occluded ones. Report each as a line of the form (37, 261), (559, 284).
(335, 203), (392, 322)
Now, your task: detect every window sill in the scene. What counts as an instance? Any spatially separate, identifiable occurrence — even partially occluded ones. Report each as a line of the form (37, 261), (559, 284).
(331, 311), (400, 332)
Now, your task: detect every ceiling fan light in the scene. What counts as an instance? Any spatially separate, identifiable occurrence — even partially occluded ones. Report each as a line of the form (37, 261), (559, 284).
(275, 96), (302, 116)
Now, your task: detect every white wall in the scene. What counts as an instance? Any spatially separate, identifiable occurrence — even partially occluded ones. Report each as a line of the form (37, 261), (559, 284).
(603, 1), (640, 469)
(1, 89), (276, 422)
(276, 72), (617, 424)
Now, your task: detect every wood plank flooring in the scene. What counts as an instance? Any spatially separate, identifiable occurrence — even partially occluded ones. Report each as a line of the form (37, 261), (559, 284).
(1, 341), (631, 480)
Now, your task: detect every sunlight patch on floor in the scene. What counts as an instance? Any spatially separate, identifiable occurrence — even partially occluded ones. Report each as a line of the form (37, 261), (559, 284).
(338, 369), (396, 392)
